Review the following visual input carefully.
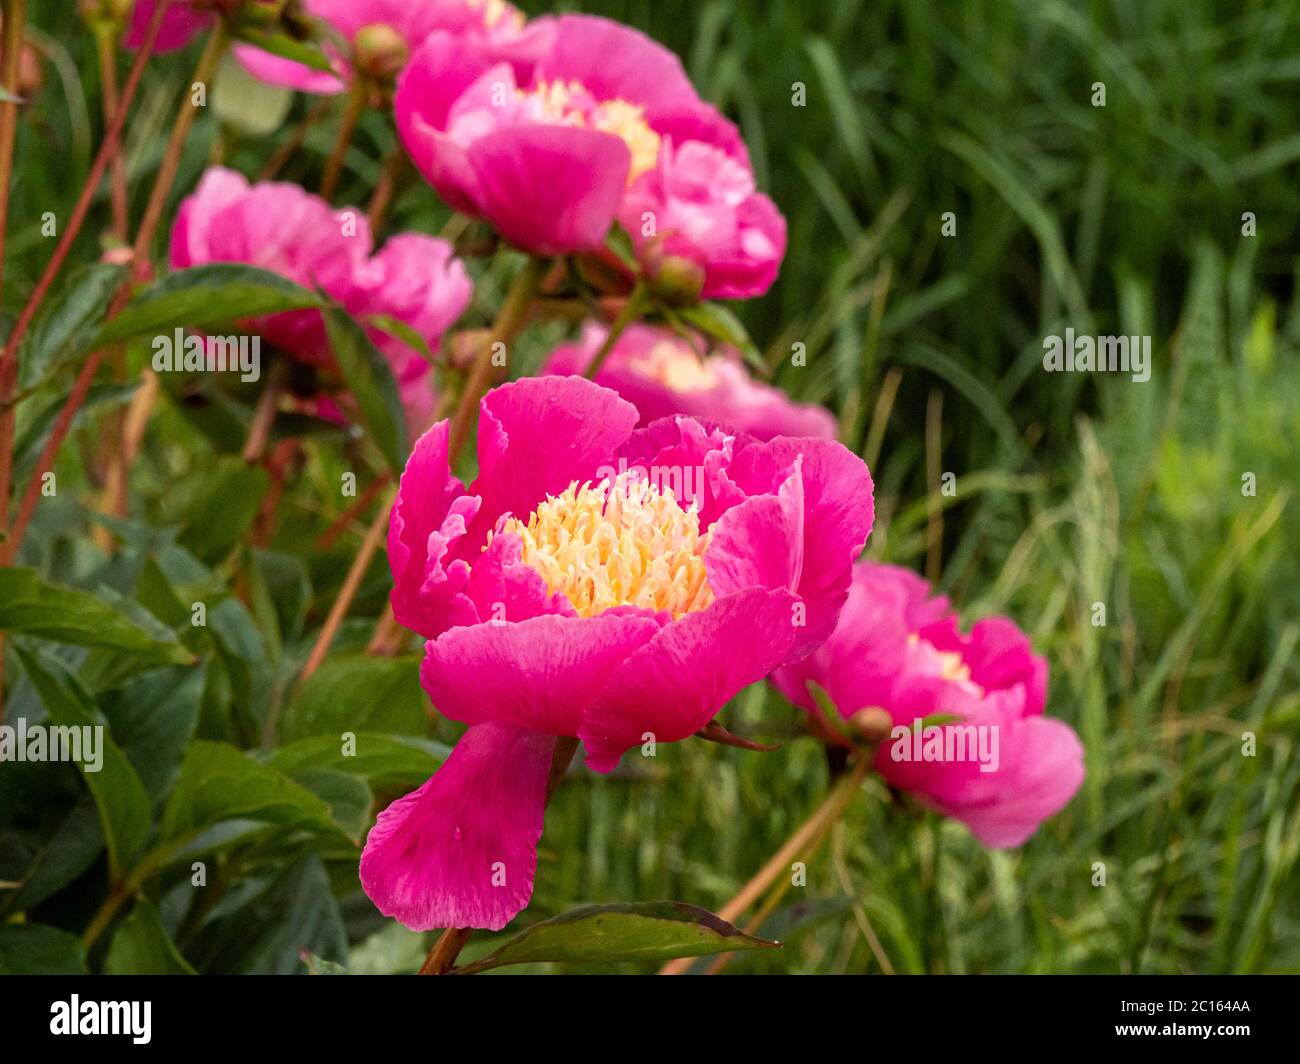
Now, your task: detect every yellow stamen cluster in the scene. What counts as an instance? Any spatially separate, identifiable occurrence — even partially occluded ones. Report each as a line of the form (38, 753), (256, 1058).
(639, 340), (719, 392)
(520, 80), (661, 184)
(908, 633), (985, 696)
(495, 473), (714, 619)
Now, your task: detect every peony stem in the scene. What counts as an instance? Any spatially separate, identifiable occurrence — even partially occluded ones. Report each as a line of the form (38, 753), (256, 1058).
(419, 736), (580, 976)
(447, 256), (544, 463)
(658, 754), (870, 975)
(318, 80), (365, 201)
(299, 486), (396, 683)
(583, 282), (648, 380)
(94, 26), (129, 242)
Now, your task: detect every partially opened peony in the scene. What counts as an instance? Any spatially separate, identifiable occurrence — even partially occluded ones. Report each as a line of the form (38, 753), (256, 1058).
(771, 561), (1085, 847)
(360, 376), (875, 930)
(544, 323), (835, 441)
(170, 166), (471, 434)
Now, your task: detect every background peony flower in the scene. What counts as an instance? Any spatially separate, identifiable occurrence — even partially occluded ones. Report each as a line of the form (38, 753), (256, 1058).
(771, 561), (1084, 848)
(543, 322), (836, 441)
(232, 0), (534, 96)
(360, 375), (875, 930)
(125, 0), (214, 53)
(395, 14), (714, 255)
(170, 167), (471, 434)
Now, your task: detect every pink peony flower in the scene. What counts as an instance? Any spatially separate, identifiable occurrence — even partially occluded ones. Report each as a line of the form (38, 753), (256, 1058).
(360, 376), (875, 929)
(170, 167), (471, 434)
(233, 0), (535, 96)
(543, 323), (835, 441)
(771, 561), (1084, 848)
(125, 1), (214, 53)
(395, 14), (728, 255)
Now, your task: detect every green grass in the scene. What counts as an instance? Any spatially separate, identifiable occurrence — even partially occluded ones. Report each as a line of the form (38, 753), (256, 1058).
(2, 0), (1297, 973)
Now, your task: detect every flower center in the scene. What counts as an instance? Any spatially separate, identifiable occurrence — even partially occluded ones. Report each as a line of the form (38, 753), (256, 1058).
(638, 340), (718, 392)
(907, 634), (985, 697)
(517, 80), (661, 184)
(495, 471), (714, 619)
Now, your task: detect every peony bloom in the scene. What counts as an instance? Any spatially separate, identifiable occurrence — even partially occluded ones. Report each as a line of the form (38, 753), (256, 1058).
(170, 167), (471, 434)
(771, 562), (1084, 848)
(395, 14), (740, 256)
(125, 0), (214, 53)
(543, 323), (835, 441)
(233, 0), (534, 96)
(360, 376), (875, 929)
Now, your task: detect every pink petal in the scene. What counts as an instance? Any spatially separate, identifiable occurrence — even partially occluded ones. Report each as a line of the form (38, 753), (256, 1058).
(421, 611), (662, 737)
(579, 586), (798, 773)
(359, 721), (554, 931)
(467, 124), (631, 254)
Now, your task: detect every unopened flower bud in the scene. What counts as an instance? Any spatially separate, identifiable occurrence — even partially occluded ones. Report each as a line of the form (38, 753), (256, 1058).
(640, 234), (704, 306)
(850, 708), (893, 744)
(353, 23), (409, 81)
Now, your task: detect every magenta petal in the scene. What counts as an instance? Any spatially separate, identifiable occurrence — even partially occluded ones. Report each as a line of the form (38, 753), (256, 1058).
(579, 587), (798, 773)
(387, 421), (479, 638)
(465, 377), (638, 550)
(730, 436), (875, 659)
(421, 612), (662, 736)
(930, 714), (1085, 848)
(467, 124), (631, 254)
(360, 721), (553, 931)
(232, 43), (347, 94)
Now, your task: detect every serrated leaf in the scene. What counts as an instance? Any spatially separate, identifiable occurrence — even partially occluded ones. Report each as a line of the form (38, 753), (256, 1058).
(93, 264), (324, 348)
(455, 902), (779, 973)
(14, 647), (153, 880)
(0, 568), (194, 664)
(322, 305), (408, 473)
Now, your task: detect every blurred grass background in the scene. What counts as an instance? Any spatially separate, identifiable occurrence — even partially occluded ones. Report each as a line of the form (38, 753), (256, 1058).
(5, 0), (1298, 973)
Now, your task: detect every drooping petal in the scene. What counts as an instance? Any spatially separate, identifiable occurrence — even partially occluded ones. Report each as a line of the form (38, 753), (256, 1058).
(579, 586), (798, 773)
(359, 721), (554, 931)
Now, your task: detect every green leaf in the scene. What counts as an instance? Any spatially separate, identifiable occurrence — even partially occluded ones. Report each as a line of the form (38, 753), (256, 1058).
(322, 305), (408, 474)
(301, 951), (350, 975)
(101, 665), (206, 800)
(289, 769), (372, 841)
(21, 262), (126, 388)
(676, 302), (765, 371)
(363, 313), (435, 367)
(0, 924), (87, 975)
(270, 732), (446, 790)
(106, 898), (196, 975)
(14, 647), (153, 880)
(174, 457), (271, 563)
(157, 741), (344, 849)
(0, 568), (194, 664)
(93, 264), (324, 348)
(280, 655), (426, 743)
(455, 902), (779, 973)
